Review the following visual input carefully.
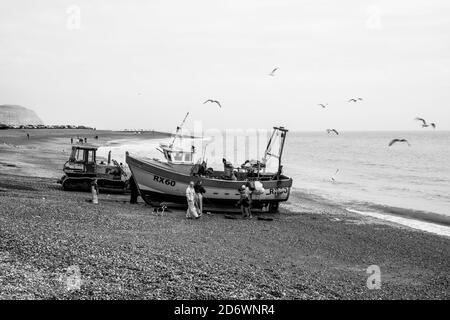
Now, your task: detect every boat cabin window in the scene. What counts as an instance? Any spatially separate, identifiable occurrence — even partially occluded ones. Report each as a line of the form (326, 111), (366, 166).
(174, 152), (183, 162)
(164, 150), (172, 161)
(164, 150), (193, 163)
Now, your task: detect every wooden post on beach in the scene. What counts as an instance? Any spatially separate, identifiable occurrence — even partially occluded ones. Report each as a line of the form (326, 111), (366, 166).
(91, 179), (99, 204)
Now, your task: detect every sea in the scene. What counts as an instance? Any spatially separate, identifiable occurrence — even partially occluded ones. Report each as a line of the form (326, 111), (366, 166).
(98, 130), (450, 237)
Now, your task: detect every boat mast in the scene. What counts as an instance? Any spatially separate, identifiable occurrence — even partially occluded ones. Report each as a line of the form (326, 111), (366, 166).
(262, 126), (288, 179)
(170, 112), (189, 148)
(276, 126), (288, 179)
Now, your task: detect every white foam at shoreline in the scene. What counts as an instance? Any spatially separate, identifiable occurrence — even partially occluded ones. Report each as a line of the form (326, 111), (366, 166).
(346, 208), (450, 238)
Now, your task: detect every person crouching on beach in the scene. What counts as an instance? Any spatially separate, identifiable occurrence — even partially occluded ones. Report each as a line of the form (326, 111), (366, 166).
(194, 180), (206, 215)
(186, 181), (200, 219)
(236, 185), (252, 219)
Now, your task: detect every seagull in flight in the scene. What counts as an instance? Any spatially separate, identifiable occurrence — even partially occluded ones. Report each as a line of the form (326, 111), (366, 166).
(388, 139), (411, 147)
(331, 169), (340, 182)
(326, 129), (339, 135)
(414, 117), (429, 127)
(318, 103), (328, 108)
(269, 67), (279, 77)
(348, 98), (363, 103)
(203, 99), (222, 108)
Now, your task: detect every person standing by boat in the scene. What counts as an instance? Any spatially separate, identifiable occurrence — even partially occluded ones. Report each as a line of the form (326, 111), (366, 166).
(194, 180), (206, 215)
(186, 181), (200, 219)
(129, 176), (139, 204)
(222, 158), (234, 179)
(236, 185), (252, 219)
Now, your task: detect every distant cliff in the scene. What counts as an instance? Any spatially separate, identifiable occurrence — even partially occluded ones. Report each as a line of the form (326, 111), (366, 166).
(0, 104), (44, 126)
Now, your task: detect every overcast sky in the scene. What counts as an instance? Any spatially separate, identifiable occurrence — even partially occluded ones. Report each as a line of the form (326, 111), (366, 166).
(1, 0), (449, 131)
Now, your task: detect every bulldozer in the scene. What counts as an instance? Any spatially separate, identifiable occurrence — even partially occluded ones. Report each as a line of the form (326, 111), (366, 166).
(59, 144), (129, 193)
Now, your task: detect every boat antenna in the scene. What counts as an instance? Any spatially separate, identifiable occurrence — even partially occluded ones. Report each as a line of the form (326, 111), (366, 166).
(170, 112), (190, 148)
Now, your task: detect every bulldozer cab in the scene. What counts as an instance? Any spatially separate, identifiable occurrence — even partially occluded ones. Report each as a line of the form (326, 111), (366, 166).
(68, 145), (97, 174)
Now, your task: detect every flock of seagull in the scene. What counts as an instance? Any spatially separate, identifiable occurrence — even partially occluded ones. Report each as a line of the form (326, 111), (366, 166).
(388, 117), (437, 147)
(197, 66), (440, 184)
(323, 98), (364, 137)
(201, 66), (437, 149)
(316, 93), (437, 147)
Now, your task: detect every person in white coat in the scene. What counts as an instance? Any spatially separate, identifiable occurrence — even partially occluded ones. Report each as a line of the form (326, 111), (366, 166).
(186, 181), (200, 219)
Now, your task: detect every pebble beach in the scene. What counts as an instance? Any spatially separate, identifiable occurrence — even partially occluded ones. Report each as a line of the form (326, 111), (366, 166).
(0, 129), (449, 299)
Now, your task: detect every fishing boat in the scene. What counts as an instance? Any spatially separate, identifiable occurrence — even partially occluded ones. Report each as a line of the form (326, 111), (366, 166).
(126, 122), (293, 212)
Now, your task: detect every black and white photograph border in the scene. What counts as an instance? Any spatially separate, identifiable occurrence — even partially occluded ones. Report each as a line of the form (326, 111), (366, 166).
(0, 0), (449, 312)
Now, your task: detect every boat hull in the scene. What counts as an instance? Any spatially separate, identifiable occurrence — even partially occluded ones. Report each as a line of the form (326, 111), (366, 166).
(126, 155), (293, 212)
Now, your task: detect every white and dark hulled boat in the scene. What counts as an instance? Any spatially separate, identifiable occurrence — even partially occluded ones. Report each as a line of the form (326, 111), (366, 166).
(126, 126), (293, 212)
